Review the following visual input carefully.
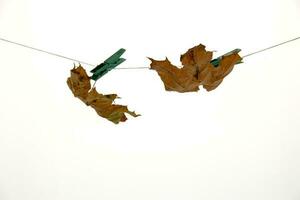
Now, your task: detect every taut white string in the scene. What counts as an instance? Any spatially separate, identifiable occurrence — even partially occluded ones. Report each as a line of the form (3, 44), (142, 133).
(1, 36), (299, 69)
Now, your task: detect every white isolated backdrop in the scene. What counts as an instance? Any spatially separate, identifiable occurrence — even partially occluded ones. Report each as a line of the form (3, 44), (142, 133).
(0, 0), (300, 199)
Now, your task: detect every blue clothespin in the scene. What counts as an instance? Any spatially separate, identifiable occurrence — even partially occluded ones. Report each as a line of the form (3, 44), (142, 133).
(90, 48), (126, 81)
(210, 48), (242, 67)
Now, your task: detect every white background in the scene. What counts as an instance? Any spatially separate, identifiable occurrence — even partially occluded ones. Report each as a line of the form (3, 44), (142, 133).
(0, 0), (300, 199)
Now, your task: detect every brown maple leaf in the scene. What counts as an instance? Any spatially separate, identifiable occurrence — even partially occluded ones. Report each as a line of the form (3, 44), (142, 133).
(67, 65), (91, 101)
(149, 44), (242, 92)
(67, 65), (140, 124)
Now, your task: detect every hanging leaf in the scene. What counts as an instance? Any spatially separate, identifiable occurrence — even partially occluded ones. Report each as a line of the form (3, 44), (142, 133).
(67, 65), (140, 124)
(149, 44), (242, 92)
(67, 65), (91, 101)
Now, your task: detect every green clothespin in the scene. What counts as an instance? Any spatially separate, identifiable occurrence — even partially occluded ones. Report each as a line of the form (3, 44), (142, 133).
(90, 48), (126, 81)
(210, 48), (242, 67)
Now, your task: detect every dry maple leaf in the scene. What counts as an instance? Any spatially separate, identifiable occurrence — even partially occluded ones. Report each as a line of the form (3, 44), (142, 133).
(149, 44), (242, 92)
(67, 65), (140, 124)
(66, 65), (91, 101)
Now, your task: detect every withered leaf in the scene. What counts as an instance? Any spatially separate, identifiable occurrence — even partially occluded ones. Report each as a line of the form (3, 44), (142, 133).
(67, 65), (140, 124)
(149, 44), (242, 92)
(66, 65), (91, 101)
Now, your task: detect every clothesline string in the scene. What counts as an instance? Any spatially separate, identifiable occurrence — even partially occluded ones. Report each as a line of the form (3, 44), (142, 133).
(0, 36), (299, 70)
(242, 36), (300, 58)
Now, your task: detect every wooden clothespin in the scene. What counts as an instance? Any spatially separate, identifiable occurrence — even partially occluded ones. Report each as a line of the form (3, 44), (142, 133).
(210, 48), (242, 67)
(90, 48), (126, 81)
